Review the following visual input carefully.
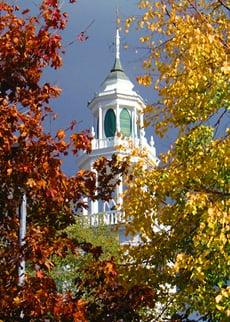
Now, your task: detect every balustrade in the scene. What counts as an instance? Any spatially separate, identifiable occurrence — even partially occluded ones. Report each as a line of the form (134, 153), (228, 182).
(91, 136), (149, 150)
(80, 210), (124, 227)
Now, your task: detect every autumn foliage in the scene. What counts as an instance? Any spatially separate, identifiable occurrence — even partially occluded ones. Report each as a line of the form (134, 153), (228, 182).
(0, 1), (155, 321)
(123, 1), (230, 321)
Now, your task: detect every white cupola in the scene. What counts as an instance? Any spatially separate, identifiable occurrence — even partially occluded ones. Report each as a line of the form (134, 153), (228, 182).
(78, 28), (157, 232)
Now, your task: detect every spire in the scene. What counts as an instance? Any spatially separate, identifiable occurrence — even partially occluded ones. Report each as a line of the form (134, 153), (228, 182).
(111, 10), (123, 72)
(116, 6), (120, 60)
(115, 28), (120, 60)
(98, 11), (133, 90)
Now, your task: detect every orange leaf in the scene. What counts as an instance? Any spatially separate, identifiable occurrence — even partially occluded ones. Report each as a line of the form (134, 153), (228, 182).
(36, 270), (44, 278)
(27, 178), (36, 187)
(7, 168), (12, 176)
(57, 129), (65, 139)
(13, 296), (21, 305)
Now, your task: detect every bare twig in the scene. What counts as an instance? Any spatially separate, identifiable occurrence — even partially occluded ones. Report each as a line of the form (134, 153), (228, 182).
(218, 0), (230, 12)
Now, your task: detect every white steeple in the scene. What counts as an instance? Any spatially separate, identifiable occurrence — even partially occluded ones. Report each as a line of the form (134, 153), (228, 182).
(78, 26), (157, 237)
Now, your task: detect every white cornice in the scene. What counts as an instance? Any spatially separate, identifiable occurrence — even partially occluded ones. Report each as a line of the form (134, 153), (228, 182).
(88, 91), (145, 114)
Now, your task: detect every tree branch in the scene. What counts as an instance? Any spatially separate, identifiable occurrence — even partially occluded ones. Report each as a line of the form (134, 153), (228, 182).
(218, 0), (230, 12)
(187, 0), (229, 49)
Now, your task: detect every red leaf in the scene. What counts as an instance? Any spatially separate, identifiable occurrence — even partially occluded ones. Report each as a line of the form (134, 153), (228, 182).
(36, 270), (44, 278)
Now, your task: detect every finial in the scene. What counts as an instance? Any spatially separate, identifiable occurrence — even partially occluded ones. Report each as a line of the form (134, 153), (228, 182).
(91, 126), (95, 138)
(150, 136), (155, 147)
(111, 8), (124, 72)
(115, 7), (120, 60)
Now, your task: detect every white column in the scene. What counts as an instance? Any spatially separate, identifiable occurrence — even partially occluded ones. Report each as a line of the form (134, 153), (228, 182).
(134, 108), (137, 138)
(140, 113), (144, 129)
(140, 113), (145, 144)
(90, 199), (98, 214)
(92, 114), (95, 132)
(103, 201), (106, 212)
(99, 106), (103, 141)
(91, 126), (96, 149)
(82, 197), (88, 216)
(131, 108), (134, 138)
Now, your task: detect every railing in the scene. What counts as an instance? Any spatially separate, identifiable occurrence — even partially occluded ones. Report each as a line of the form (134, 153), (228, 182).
(77, 211), (141, 245)
(91, 136), (144, 150)
(80, 210), (124, 227)
(92, 137), (115, 149)
(91, 136), (156, 160)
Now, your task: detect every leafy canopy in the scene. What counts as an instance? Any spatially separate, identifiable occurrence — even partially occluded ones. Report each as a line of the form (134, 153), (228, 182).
(123, 1), (230, 321)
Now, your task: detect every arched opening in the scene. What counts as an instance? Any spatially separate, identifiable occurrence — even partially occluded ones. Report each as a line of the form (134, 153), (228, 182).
(120, 108), (132, 137)
(104, 109), (116, 137)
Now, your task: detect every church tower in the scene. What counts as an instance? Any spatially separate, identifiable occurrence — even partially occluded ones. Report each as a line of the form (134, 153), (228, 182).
(78, 28), (157, 241)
